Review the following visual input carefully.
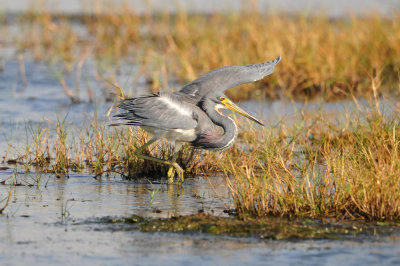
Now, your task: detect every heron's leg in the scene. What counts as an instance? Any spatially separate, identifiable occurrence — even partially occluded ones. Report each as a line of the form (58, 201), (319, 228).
(166, 151), (181, 183)
(167, 142), (184, 183)
(134, 138), (184, 183)
(134, 137), (157, 155)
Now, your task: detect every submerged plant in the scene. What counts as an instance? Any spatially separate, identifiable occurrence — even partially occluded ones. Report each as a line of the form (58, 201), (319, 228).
(0, 171), (15, 214)
(60, 199), (73, 222)
(146, 181), (162, 206)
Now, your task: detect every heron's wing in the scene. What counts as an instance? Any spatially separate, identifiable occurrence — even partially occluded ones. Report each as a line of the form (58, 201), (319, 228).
(114, 93), (197, 130)
(179, 56), (281, 98)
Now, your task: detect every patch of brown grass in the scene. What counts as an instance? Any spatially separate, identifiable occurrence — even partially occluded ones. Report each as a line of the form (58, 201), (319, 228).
(224, 96), (400, 221)
(12, 6), (400, 101)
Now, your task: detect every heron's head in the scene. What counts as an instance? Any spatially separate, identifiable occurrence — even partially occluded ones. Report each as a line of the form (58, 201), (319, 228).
(211, 94), (264, 126)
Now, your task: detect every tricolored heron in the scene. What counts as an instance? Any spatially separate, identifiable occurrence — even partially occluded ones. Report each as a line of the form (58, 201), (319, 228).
(114, 56), (281, 182)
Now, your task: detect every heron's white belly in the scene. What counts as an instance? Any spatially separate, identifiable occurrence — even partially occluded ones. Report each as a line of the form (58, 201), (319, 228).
(141, 126), (197, 142)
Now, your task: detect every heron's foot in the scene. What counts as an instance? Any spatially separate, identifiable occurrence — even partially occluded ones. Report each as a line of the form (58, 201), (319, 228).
(167, 166), (176, 183)
(167, 163), (184, 184)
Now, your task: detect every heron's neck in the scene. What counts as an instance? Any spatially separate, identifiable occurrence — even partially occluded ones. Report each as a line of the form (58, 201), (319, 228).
(208, 109), (238, 150)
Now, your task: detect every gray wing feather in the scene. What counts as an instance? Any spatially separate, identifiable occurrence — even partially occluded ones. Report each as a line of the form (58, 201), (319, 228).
(179, 56), (281, 98)
(114, 93), (197, 130)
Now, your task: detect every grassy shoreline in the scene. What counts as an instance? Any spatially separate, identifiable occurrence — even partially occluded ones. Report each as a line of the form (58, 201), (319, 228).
(2, 92), (400, 221)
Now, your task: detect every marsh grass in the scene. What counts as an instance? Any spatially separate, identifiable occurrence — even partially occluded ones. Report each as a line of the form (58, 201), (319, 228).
(11, 5), (400, 102)
(224, 95), (400, 221)
(9, 114), (222, 179)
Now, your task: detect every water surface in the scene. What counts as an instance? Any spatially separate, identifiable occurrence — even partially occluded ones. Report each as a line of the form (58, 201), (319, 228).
(1, 172), (400, 265)
(2, 0), (399, 16)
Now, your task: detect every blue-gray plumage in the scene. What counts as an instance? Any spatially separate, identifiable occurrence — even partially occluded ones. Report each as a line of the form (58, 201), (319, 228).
(114, 56), (281, 182)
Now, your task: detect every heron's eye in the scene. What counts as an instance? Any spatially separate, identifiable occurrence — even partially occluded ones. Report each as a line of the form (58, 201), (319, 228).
(220, 97), (226, 102)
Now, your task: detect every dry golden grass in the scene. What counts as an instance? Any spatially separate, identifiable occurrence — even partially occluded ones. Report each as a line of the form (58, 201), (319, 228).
(224, 95), (400, 221)
(12, 6), (400, 101)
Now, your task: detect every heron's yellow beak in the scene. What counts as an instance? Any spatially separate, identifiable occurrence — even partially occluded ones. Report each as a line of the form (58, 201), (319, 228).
(221, 98), (265, 126)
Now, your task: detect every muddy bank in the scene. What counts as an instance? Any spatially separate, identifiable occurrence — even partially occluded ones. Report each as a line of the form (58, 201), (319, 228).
(81, 213), (399, 240)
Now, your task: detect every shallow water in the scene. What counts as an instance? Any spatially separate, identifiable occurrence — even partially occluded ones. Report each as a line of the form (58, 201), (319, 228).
(2, 0), (399, 16)
(1, 172), (400, 265)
